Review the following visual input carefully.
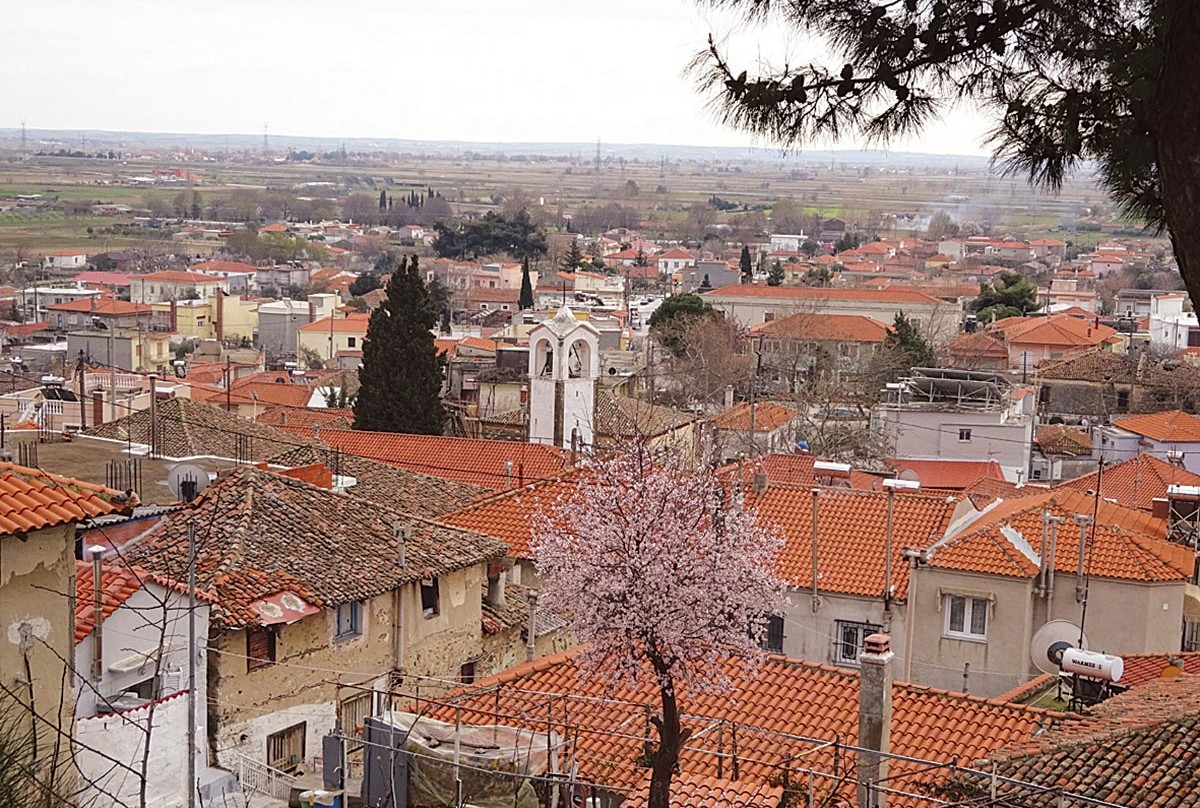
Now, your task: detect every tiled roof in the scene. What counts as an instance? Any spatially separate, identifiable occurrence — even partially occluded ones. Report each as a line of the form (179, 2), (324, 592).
(47, 299), (151, 315)
(442, 475), (579, 559)
(745, 484), (959, 598)
(711, 402), (799, 432)
(991, 314), (1117, 348)
(943, 331), (1009, 360)
(749, 313), (891, 343)
(705, 285), (945, 304)
(961, 476), (1046, 502)
(0, 463), (128, 535)
(1110, 409), (1200, 442)
(297, 313), (371, 333)
(624, 772), (783, 808)
(1034, 424), (1093, 456)
(594, 392), (694, 438)
(716, 453), (882, 491)
(959, 676), (1200, 807)
(890, 459), (1005, 490)
(1056, 453), (1200, 511)
(191, 260), (257, 273)
(86, 397), (312, 462)
(128, 466), (505, 628)
(134, 271), (223, 284)
(1035, 348), (1137, 383)
(430, 648), (1066, 794)
(299, 428), (567, 490)
(928, 489), (1190, 583)
(256, 406), (354, 431)
(268, 444), (487, 517)
(74, 559), (211, 643)
(1118, 651), (1200, 686)
(480, 582), (567, 638)
(656, 247), (695, 260)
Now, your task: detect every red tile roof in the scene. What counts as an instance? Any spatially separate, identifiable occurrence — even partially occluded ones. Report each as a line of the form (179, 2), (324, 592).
(74, 559), (211, 643)
(47, 299), (152, 315)
(1110, 409), (1200, 443)
(256, 406), (354, 430)
(191, 260), (257, 274)
(429, 648), (1068, 795)
(134, 271), (224, 284)
(442, 475), (579, 559)
(891, 459), (1005, 491)
(1034, 423), (1093, 456)
(991, 314), (1117, 349)
(295, 428), (567, 490)
(1117, 651), (1200, 686)
(297, 313), (371, 333)
(656, 247), (695, 260)
(72, 271), (132, 287)
(745, 484), (959, 598)
(717, 453), (882, 491)
(749, 312), (891, 343)
(928, 489), (1190, 583)
(1056, 453), (1200, 511)
(711, 402), (799, 432)
(625, 772), (783, 808)
(0, 464), (128, 535)
(705, 285), (945, 305)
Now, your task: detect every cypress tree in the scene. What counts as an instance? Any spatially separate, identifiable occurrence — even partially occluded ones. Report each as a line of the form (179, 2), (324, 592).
(378, 190), (387, 211)
(739, 245), (753, 283)
(353, 255), (446, 434)
(519, 257), (535, 310)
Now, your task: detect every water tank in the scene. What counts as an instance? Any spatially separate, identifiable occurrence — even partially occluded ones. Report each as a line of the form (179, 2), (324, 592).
(1062, 648), (1123, 682)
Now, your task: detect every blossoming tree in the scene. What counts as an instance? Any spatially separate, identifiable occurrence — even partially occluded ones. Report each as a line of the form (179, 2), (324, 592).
(532, 444), (785, 808)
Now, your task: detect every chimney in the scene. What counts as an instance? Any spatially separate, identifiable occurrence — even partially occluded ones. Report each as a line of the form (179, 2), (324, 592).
(857, 633), (894, 808)
(525, 590), (539, 662)
(215, 288), (224, 342)
(92, 390), (104, 426)
(307, 298), (316, 324)
(169, 299), (178, 332)
(394, 522), (410, 568)
(724, 384), (735, 410)
(89, 545), (105, 682)
(752, 471), (768, 493)
(485, 562), (506, 608)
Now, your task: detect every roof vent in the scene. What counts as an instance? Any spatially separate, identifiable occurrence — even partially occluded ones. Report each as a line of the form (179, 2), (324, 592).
(863, 633), (891, 655)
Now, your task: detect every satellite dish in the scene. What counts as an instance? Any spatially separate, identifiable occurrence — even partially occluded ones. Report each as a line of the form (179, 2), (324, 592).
(167, 462), (210, 502)
(898, 468), (921, 484)
(1030, 620), (1088, 675)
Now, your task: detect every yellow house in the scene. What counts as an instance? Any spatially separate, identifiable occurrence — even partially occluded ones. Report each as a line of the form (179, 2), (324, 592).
(150, 295), (259, 344)
(297, 313), (370, 364)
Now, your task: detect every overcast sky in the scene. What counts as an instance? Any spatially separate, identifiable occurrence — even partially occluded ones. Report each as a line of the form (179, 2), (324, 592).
(4, 0), (991, 155)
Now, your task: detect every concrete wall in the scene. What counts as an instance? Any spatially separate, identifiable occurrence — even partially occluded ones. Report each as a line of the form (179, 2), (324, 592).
(0, 524), (77, 782)
(883, 408), (1033, 480)
(781, 591), (905, 670)
(297, 328), (365, 365)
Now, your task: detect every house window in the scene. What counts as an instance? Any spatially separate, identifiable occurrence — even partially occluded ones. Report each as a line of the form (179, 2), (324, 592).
(763, 312), (775, 323)
(944, 594), (989, 641)
(834, 620), (883, 666)
(246, 626), (277, 671)
(347, 337), (356, 348)
(460, 661), (477, 684)
(421, 577), (441, 618)
(338, 692), (373, 739)
(1116, 390), (1129, 410)
(266, 722), (306, 773)
(335, 601), (362, 640)
(958, 428), (973, 442)
(761, 614), (784, 654)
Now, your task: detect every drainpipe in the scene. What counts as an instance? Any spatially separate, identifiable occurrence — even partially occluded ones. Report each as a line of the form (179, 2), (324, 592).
(1074, 514), (1092, 603)
(810, 488), (821, 612)
(89, 545), (105, 682)
(1037, 510), (1051, 595)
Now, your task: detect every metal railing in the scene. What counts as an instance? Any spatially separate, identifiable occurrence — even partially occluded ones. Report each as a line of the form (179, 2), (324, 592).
(233, 753), (298, 800)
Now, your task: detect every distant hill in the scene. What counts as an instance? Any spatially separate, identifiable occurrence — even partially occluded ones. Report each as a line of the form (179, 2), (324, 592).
(0, 127), (993, 169)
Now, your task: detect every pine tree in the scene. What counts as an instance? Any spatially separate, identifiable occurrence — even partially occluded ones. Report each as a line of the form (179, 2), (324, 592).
(739, 245), (753, 283)
(767, 260), (784, 287)
(353, 255), (446, 434)
(519, 257), (535, 310)
(882, 312), (935, 369)
(561, 240), (585, 273)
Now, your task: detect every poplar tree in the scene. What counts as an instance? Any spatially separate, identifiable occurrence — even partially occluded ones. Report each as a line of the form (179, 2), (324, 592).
(519, 257), (535, 310)
(353, 255), (446, 434)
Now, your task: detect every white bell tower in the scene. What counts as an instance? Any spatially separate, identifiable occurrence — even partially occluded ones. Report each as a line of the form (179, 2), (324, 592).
(528, 306), (600, 449)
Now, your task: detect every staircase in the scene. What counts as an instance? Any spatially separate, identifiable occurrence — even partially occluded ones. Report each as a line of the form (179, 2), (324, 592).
(233, 754), (298, 799)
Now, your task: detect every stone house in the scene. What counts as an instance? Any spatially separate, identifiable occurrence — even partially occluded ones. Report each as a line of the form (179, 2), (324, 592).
(128, 465), (511, 776)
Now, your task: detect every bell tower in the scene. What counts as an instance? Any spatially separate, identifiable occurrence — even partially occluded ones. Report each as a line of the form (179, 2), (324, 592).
(528, 306), (600, 449)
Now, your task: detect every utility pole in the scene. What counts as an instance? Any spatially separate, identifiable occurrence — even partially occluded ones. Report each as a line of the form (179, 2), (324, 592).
(186, 521), (197, 808)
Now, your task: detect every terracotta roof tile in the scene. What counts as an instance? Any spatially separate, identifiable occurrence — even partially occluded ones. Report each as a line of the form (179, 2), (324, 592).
(625, 772), (783, 808)
(1056, 453), (1200, 511)
(1110, 409), (1200, 442)
(442, 475), (579, 559)
(1035, 424), (1093, 456)
(594, 392), (694, 438)
(295, 427), (566, 490)
(1035, 348), (1137, 383)
(297, 314), (371, 333)
(716, 454), (882, 491)
(705, 285), (945, 305)
(429, 649), (1067, 795)
(0, 463), (128, 535)
(47, 299), (152, 315)
(745, 484), (959, 598)
(128, 466), (505, 628)
(991, 314), (1117, 349)
(749, 313), (891, 343)
(928, 489), (1190, 582)
(711, 402), (799, 432)
(256, 406), (354, 431)
(891, 459), (1005, 490)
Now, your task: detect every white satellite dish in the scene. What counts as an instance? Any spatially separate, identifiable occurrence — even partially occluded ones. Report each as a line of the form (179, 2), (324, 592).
(167, 463), (210, 502)
(1030, 620), (1088, 675)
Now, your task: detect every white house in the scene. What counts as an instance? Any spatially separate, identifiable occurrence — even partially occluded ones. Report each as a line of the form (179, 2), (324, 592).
(1147, 293), (1200, 351)
(42, 250), (88, 270)
(1095, 409), (1200, 475)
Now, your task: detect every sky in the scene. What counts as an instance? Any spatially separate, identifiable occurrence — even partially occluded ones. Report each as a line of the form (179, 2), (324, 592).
(4, 0), (991, 156)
